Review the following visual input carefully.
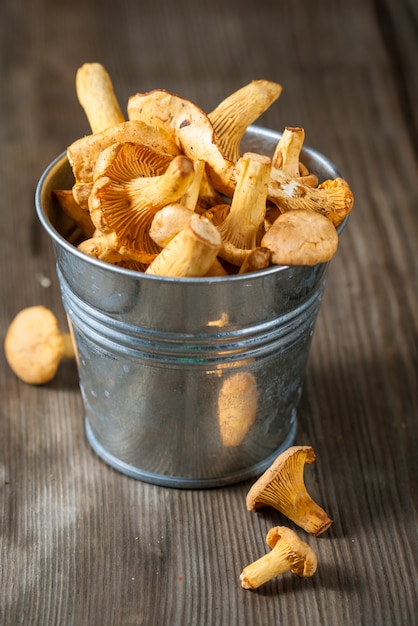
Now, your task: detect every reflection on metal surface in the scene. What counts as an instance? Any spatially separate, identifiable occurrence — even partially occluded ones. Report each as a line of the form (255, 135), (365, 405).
(207, 312), (229, 327)
(218, 372), (259, 447)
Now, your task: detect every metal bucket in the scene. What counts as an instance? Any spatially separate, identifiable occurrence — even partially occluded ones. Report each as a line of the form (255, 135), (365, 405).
(36, 126), (345, 488)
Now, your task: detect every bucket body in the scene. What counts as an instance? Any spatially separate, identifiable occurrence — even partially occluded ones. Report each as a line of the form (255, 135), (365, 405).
(36, 126), (343, 488)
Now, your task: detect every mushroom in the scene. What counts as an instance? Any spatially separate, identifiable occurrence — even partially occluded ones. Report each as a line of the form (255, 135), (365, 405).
(92, 141), (174, 184)
(208, 80), (282, 163)
(145, 213), (221, 278)
(217, 372), (259, 447)
(4, 306), (75, 385)
(271, 126), (318, 187)
(261, 208), (339, 266)
(67, 119), (180, 189)
(88, 149), (196, 257)
(75, 62), (125, 134)
(246, 445), (332, 535)
(267, 172), (354, 228)
(127, 89), (236, 196)
(207, 151), (271, 266)
(240, 526), (317, 590)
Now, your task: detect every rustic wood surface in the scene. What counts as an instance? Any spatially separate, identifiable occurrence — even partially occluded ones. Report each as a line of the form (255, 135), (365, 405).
(1, 0), (417, 624)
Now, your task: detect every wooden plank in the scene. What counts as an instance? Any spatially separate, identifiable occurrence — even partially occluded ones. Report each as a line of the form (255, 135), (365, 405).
(0, 0), (417, 624)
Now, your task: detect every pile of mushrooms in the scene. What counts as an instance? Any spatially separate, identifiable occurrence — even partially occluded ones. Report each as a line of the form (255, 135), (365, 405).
(54, 63), (354, 277)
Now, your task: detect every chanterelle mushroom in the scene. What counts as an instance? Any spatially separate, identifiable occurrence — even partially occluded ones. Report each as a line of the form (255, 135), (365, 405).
(207, 151), (271, 266)
(271, 126), (318, 187)
(4, 306), (75, 385)
(88, 149), (195, 256)
(75, 62), (125, 134)
(208, 79), (282, 163)
(268, 172), (354, 228)
(240, 526), (317, 590)
(246, 445), (333, 536)
(67, 119), (180, 188)
(261, 208), (339, 266)
(127, 89), (236, 196)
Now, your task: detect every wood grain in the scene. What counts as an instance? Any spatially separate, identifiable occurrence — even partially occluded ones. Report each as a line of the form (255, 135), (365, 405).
(1, 0), (417, 624)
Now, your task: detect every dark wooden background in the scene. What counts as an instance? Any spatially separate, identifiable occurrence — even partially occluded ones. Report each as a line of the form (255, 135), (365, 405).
(1, 0), (417, 624)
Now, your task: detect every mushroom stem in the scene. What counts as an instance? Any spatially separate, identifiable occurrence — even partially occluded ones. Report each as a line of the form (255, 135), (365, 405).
(210, 152), (271, 266)
(238, 247), (271, 274)
(272, 126), (306, 178)
(4, 306), (76, 385)
(76, 62), (125, 133)
(146, 213), (221, 277)
(240, 526), (317, 589)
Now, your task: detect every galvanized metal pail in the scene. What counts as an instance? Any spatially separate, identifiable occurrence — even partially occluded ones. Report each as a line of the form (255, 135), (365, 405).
(36, 126), (344, 488)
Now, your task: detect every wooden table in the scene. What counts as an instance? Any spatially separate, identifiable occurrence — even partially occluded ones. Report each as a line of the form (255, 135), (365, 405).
(1, 0), (417, 623)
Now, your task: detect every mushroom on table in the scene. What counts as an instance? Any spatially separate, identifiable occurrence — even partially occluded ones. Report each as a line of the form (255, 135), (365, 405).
(240, 526), (317, 590)
(4, 306), (75, 385)
(246, 445), (333, 536)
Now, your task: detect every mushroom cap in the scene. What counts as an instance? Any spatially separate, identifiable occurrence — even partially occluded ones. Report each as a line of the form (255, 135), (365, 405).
(67, 119), (180, 185)
(266, 526), (317, 578)
(4, 306), (66, 385)
(127, 89), (236, 195)
(208, 79), (282, 163)
(261, 209), (339, 266)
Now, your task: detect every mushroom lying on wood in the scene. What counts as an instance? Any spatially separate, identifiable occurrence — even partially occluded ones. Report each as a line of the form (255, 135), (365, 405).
(4, 306), (75, 385)
(208, 80), (282, 163)
(240, 526), (317, 590)
(76, 62), (125, 134)
(246, 445), (333, 536)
